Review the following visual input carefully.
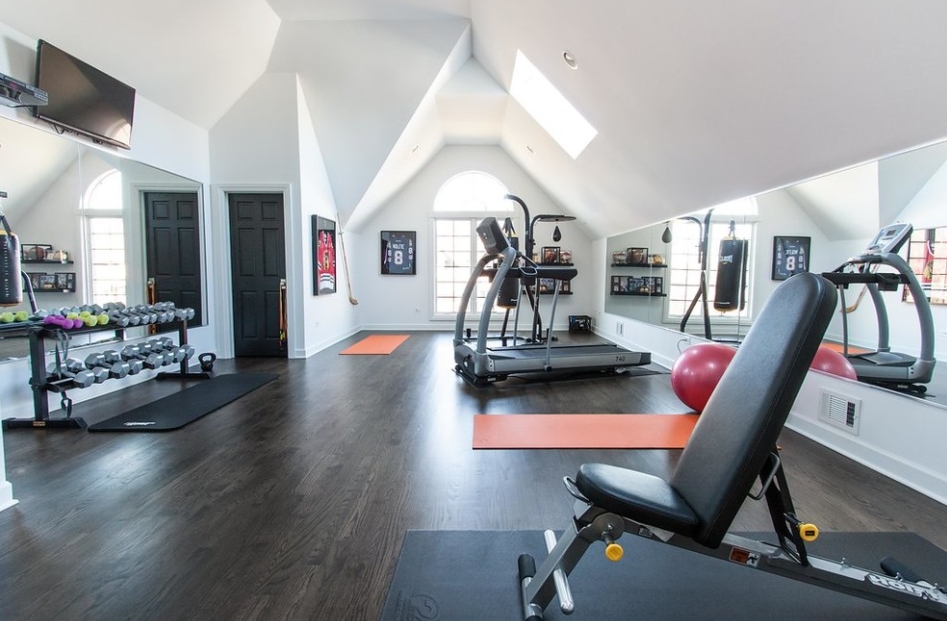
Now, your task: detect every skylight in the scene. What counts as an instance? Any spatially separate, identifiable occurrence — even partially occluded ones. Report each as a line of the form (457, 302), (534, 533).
(510, 50), (597, 159)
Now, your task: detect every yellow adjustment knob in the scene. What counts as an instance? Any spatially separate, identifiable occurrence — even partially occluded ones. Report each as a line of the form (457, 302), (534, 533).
(798, 522), (820, 542)
(605, 542), (624, 562)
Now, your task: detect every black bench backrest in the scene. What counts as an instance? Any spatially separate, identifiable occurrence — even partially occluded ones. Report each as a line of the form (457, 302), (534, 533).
(670, 273), (837, 548)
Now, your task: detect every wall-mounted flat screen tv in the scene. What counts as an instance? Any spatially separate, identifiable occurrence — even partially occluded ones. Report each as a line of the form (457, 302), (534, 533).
(33, 39), (135, 150)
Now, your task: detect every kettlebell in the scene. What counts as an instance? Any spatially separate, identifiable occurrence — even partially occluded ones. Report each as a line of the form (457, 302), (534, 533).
(198, 352), (217, 373)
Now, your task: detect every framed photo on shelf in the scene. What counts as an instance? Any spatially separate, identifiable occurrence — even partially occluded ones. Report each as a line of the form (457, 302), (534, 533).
(380, 230), (416, 275)
(626, 276), (645, 293)
(541, 246), (560, 264)
(627, 247), (649, 265)
(24, 272), (45, 291)
(312, 215), (337, 295)
(560, 280), (571, 294)
(772, 235), (810, 280)
(611, 275), (624, 293)
(54, 272), (76, 292)
(650, 276), (663, 294)
(539, 278), (555, 293)
(20, 244), (53, 262)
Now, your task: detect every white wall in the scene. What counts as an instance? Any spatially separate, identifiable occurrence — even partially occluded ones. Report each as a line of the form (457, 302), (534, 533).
(354, 144), (594, 331)
(296, 77), (359, 355)
(209, 72), (358, 358)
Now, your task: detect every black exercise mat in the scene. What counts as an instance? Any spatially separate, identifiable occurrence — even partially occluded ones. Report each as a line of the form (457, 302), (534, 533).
(380, 530), (947, 621)
(88, 373), (278, 432)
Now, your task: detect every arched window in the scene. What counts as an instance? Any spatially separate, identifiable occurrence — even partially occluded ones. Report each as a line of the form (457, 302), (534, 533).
(432, 172), (511, 317)
(433, 171), (509, 212)
(82, 170), (126, 304)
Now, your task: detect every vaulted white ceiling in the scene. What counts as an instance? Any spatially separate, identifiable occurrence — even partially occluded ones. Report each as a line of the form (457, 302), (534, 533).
(5, 0), (947, 238)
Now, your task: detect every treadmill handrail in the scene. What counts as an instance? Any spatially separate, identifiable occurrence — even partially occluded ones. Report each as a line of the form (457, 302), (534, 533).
(453, 245), (519, 354)
(823, 250), (935, 363)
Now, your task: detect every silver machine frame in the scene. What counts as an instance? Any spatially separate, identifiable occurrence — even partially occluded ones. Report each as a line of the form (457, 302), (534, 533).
(453, 217), (650, 385)
(823, 222), (936, 389)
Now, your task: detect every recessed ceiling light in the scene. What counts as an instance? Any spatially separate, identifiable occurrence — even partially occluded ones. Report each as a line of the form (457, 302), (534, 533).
(563, 51), (578, 70)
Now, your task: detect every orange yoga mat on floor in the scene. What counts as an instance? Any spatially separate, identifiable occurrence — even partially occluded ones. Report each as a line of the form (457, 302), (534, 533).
(821, 341), (872, 355)
(473, 413), (698, 449)
(340, 334), (410, 355)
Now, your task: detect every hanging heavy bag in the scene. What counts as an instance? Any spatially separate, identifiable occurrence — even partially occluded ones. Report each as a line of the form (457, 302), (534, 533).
(0, 212), (23, 307)
(713, 236), (748, 312)
(497, 218), (520, 309)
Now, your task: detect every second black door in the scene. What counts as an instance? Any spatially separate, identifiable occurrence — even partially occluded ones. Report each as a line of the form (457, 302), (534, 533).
(228, 193), (287, 357)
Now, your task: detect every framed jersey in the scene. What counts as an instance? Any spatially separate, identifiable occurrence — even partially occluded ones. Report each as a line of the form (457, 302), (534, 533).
(381, 230), (417, 275)
(772, 235), (810, 281)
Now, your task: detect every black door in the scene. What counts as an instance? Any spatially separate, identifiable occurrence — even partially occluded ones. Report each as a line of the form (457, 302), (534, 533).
(228, 193), (287, 357)
(143, 192), (203, 333)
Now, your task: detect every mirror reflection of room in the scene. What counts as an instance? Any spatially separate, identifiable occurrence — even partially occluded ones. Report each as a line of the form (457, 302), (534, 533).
(0, 115), (205, 361)
(606, 140), (947, 404)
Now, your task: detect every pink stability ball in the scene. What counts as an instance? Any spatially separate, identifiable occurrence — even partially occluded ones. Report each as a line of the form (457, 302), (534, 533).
(810, 345), (858, 380)
(670, 342), (737, 413)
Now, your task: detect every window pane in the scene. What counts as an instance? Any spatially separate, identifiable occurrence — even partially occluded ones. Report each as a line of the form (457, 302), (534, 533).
(89, 216), (126, 304)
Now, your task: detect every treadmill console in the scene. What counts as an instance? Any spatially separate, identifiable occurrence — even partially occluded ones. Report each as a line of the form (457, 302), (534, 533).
(865, 222), (913, 255)
(477, 217), (510, 254)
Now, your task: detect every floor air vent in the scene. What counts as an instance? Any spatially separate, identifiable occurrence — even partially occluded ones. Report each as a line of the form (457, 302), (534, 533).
(819, 389), (861, 435)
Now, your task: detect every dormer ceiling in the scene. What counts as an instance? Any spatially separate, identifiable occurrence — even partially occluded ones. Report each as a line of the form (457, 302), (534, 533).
(5, 1), (947, 238)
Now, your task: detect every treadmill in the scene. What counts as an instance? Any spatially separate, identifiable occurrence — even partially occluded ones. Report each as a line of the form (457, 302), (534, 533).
(822, 222), (936, 391)
(453, 217), (651, 385)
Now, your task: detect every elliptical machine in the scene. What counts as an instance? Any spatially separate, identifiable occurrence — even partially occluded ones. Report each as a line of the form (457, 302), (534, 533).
(822, 222), (936, 393)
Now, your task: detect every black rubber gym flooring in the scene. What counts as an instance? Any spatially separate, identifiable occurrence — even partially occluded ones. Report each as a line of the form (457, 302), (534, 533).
(87, 372), (278, 431)
(381, 530), (947, 621)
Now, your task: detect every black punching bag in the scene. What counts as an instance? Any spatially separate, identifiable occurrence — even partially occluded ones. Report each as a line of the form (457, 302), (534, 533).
(713, 235), (748, 312)
(0, 213), (23, 307)
(497, 218), (519, 309)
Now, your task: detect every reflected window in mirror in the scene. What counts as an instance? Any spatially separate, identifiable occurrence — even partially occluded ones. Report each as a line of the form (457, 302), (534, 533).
(667, 198), (757, 325)
(82, 169), (126, 304)
(905, 226), (947, 305)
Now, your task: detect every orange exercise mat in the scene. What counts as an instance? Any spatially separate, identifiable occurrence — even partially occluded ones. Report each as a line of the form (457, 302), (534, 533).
(473, 413), (698, 449)
(340, 334), (410, 355)
(821, 341), (872, 356)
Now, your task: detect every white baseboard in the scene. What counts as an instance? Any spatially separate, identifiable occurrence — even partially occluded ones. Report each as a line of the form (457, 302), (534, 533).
(787, 413), (947, 507)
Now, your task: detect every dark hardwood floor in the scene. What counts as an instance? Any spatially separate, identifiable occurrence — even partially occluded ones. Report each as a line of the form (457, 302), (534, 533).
(1, 331), (946, 621)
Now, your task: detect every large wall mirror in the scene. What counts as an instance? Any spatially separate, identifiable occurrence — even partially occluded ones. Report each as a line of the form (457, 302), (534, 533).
(0, 115), (206, 360)
(606, 139), (947, 404)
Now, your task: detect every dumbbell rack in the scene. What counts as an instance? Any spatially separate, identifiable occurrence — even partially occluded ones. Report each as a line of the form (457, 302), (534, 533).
(2, 317), (200, 430)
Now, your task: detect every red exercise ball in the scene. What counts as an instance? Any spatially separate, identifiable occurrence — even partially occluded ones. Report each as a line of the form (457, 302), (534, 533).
(670, 342), (737, 413)
(810, 346), (858, 380)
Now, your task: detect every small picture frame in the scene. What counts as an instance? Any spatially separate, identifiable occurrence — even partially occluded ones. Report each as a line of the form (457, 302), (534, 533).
(20, 244), (53, 262)
(627, 247), (649, 265)
(55, 272), (76, 292)
(541, 246), (560, 264)
(539, 278), (556, 293)
(772, 236), (810, 280)
(25, 272), (45, 291)
(612, 250), (627, 265)
(560, 280), (571, 294)
(611, 275), (624, 293)
(651, 276), (663, 294)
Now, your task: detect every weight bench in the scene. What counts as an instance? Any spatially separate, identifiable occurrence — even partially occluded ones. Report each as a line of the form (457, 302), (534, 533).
(518, 272), (947, 620)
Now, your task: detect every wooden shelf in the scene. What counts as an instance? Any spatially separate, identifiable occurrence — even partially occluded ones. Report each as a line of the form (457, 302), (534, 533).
(22, 259), (74, 265)
(610, 292), (667, 297)
(610, 263), (666, 268)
